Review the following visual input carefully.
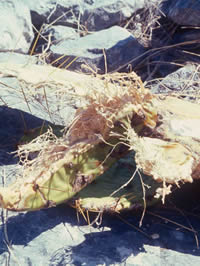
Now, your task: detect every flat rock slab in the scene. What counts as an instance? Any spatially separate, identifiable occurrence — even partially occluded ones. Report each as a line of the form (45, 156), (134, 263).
(0, 60), (78, 126)
(45, 25), (79, 44)
(49, 26), (146, 73)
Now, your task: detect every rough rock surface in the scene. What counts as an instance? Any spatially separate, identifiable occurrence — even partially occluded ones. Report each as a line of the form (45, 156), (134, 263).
(148, 0), (200, 78)
(151, 64), (200, 96)
(49, 25), (146, 73)
(80, 0), (145, 31)
(161, 0), (200, 26)
(0, 55), (77, 126)
(0, 0), (34, 53)
(35, 25), (80, 54)
(26, 0), (145, 30)
(45, 25), (79, 44)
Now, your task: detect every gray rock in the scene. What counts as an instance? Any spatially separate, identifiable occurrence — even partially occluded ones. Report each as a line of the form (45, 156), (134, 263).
(35, 25), (80, 53)
(0, 76), (76, 126)
(45, 25), (79, 44)
(148, 0), (200, 80)
(151, 64), (200, 96)
(25, 0), (87, 29)
(0, 0), (34, 54)
(0, 204), (200, 265)
(80, 0), (145, 31)
(0, 52), (38, 65)
(161, 0), (200, 27)
(0, 68), (77, 126)
(26, 0), (145, 31)
(0, 105), (51, 153)
(49, 26), (146, 73)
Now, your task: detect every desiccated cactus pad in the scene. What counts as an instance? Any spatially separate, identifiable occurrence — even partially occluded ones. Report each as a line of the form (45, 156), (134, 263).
(0, 64), (200, 214)
(0, 134), (130, 211)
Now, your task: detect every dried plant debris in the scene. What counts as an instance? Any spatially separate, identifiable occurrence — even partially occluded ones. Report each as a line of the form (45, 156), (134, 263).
(0, 63), (200, 213)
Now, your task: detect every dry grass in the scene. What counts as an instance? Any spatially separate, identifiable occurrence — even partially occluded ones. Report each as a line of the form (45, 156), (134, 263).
(122, 0), (164, 47)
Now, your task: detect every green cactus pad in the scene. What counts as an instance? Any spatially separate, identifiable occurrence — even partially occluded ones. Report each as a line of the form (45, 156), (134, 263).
(71, 152), (160, 213)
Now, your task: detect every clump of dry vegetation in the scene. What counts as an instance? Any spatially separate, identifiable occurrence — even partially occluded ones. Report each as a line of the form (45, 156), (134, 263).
(0, 63), (200, 221)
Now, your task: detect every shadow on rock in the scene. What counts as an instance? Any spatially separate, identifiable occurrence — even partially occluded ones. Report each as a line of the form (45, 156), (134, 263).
(0, 205), (77, 254)
(49, 206), (200, 265)
(49, 229), (145, 265)
(0, 201), (199, 265)
(0, 106), (53, 165)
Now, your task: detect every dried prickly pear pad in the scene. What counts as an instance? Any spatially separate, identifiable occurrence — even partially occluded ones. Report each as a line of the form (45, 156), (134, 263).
(127, 96), (200, 203)
(0, 121), (128, 211)
(0, 138), (126, 211)
(0, 71), (157, 211)
(1, 65), (199, 213)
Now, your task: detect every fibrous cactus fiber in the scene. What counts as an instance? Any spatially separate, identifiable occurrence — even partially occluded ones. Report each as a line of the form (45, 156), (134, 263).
(0, 63), (200, 212)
